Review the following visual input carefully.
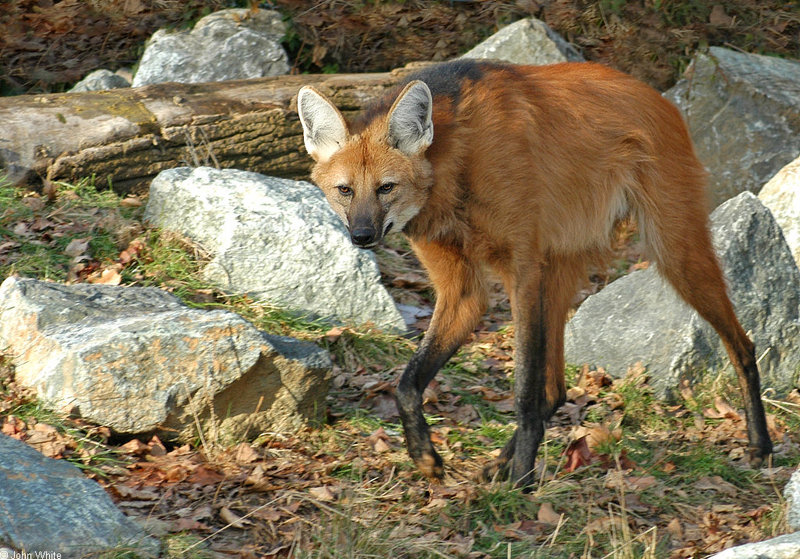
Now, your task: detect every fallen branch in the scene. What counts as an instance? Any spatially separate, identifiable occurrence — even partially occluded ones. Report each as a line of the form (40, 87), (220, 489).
(0, 66), (424, 194)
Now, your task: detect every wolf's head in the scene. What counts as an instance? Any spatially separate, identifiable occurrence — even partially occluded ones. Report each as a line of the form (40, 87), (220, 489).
(297, 81), (435, 248)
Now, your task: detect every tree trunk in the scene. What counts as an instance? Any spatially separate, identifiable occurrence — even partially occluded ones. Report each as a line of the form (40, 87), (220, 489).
(0, 67), (421, 194)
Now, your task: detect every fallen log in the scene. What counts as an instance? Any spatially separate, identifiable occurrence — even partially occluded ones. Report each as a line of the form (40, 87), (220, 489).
(0, 66), (420, 194)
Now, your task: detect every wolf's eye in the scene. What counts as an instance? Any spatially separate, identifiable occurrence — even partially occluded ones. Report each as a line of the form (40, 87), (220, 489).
(377, 182), (396, 194)
(337, 185), (352, 196)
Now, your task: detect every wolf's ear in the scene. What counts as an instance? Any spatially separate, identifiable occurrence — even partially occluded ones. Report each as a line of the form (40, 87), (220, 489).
(387, 80), (433, 155)
(297, 86), (348, 163)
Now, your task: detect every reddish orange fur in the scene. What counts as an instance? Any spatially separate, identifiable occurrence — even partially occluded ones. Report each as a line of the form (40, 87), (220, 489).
(300, 61), (771, 485)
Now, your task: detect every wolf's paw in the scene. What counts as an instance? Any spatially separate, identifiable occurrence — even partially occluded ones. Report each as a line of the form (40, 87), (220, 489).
(478, 457), (510, 483)
(748, 442), (772, 469)
(415, 450), (444, 480)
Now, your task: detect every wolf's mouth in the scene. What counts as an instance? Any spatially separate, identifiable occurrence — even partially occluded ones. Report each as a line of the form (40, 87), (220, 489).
(383, 221), (394, 236)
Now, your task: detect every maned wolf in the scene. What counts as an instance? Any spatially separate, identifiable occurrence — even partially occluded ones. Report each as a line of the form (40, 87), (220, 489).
(296, 59), (772, 487)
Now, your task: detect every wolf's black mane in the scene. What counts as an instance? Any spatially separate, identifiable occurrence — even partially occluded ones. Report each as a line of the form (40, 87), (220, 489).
(350, 59), (506, 132)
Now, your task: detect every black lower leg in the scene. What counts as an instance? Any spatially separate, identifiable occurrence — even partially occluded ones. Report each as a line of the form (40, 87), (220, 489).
(508, 280), (548, 489)
(510, 420), (545, 488)
(395, 338), (460, 478)
(736, 354), (772, 465)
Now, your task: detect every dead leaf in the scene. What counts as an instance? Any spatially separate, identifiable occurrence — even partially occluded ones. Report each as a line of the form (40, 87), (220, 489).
(709, 4), (733, 26)
(466, 385), (501, 400)
(148, 435), (167, 456)
(564, 436), (594, 472)
(12, 222), (32, 237)
(604, 469), (626, 490)
(367, 426), (390, 444)
(368, 427), (393, 452)
(171, 518), (211, 532)
(492, 397), (515, 413)
(496, 520), (546, 539)
(87, 265), (122, 285)
(679, 380), (695, 403)
(537, 502), (560, 525)
(190, 504), (214, 520)
(420, 498), (450, 513)
(450, 403), (479, 424)
(2, 416), (26, 437)
(308, 485), (338, 502)
(311, 43), (328, 66)
(31, 216), (54, 231)
(31, 422), (58, 435)
(712, 503), (739, 513)
(422, 383), (439, 404)
(42, 179), (57, 201)
(0, 240), (20, 254)
(187, 465), (225, 485)
(573, 423), (620, 452)
(625, 475), (657, 491)
(64, 237), (90, 257)
(120, 196), (142, 208)
(666, 517), (683, 540)
(324, 326), (347, 343)
(118, 239), (145, 263)
(373, 438), (391, 453)
(219, 506), (251, 528)
(606, 392), (624, 410)
(164, 464), (189, 483)
(584, 515), (625, 535)
(113, 484), (160, 500)
(566, 386), (585, 401)
(253, 508), (283, 522)
(623, 493), (650, 513)
(232, 442), (260, 464)
(559, 402), (584, 424)
(714, 396), (741, 420)
(429, 430), (447, 445)
(693, 475), (738, 497)
(578, 367), (613, 394)
(169, 444), (193, 457)
(119, 438), (149, 455)
(368, 393), (399, 420)
(25, 423), (68, 458)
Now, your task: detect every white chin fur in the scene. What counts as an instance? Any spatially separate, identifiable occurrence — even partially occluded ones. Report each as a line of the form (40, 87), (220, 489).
(387, 205), (422, 233)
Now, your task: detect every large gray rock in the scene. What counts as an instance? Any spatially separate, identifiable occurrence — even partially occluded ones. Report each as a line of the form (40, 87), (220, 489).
(131, 8), (289, 87)
(461, 17), (583, 65)
(68, 69), (130, 92)
(0, 277), (331, 440)
(707, 532), (800, 559)
(760, 154), (800, 268)
(144, 167), (406, 332)
(564, 192), (800, 398)
(785, 468), (800, 532)
(664, 47), (800, 206)
(0, 433), (158, 558)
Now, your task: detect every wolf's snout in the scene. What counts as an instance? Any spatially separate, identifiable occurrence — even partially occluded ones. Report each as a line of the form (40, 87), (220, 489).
(350, 227), (377, 247)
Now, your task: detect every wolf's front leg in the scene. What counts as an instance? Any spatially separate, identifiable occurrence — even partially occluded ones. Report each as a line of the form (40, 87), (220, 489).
(395, 336), (459, 478)
(396, 239), (487, 479)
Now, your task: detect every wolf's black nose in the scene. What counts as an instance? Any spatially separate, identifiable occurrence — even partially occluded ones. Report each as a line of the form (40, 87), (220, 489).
(350, 228), (377, 247)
